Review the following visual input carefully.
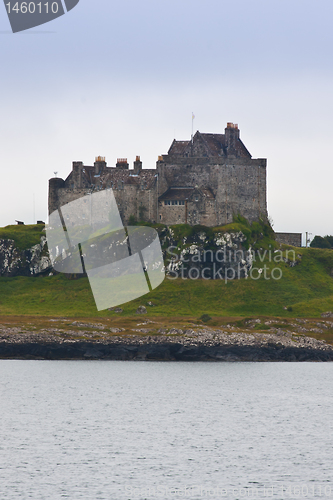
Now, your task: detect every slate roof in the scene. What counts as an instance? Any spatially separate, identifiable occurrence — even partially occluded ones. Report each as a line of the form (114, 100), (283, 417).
(168, 140), (189, 155)
(159, 186), (215, 201)
(199, 133), (225, 156)
(167, 131), (251, 159)
(159, 187), (194, 201)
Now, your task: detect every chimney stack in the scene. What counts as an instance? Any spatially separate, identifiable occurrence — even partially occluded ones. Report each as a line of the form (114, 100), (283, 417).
(225, 123), (240, 156)
(133, 155), (142, 174)
(94, 156), (106, 175)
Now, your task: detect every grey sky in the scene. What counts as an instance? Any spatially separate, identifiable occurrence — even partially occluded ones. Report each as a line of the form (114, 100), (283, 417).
(1, 0), (333, 240)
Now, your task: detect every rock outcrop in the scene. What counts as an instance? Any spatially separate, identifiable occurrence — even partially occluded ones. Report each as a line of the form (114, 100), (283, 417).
(0, 236), (51, 277)
(161, 227), (252, 280)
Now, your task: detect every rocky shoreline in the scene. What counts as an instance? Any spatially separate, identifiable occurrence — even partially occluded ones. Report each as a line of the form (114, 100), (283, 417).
(1, 319), (333, 361)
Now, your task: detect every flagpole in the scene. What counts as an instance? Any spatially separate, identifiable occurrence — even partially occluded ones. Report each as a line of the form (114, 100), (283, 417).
(191, 112), (194, 144)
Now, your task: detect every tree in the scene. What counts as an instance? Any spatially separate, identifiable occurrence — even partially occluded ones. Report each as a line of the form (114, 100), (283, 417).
(324, 235), (333, 247)
(310, 236), (331, 249)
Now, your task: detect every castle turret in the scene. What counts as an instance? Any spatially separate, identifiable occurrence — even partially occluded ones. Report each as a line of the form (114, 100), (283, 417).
(133, 156), (142, 175)
(48, 177), (65, 215)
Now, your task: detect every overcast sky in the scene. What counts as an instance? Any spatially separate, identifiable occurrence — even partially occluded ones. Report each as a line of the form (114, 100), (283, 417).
(1, 0), (333, 242)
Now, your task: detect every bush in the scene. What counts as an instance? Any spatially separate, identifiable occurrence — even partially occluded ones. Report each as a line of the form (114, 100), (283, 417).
(310, 236), (331, 249)
(199, 314), (212, 323)
(324, 235), (333, 247)
(128, 215), (137, 226)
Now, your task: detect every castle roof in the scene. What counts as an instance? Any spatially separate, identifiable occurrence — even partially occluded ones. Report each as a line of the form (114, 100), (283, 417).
(159, 187), (194, 201)
(159, 186), (215, 201)
(167, 126), (252, 159)
(168, 140), (189, 155)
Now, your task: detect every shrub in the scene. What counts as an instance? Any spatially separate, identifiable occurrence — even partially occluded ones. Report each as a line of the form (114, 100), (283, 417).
(310, 236), (331, 249)
(128, 215), (137, 226)
(324, 235), (333, 248)
(199, 314), (212, 323)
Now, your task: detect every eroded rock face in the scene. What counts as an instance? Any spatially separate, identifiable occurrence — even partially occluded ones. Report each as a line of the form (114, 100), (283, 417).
(163, 229), (252, 280)
(0, 236), (51, 277)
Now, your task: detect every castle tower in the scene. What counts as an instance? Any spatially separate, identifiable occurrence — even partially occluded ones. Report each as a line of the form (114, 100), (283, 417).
(48, 177), (65, 215)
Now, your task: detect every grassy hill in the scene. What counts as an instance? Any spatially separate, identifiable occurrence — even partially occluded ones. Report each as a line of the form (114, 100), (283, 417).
(0, 224), (45, 250)
(0, 246), (333, 319)
(1, 221), (333, 320)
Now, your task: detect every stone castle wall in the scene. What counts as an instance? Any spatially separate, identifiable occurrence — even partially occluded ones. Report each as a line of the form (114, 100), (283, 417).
(157, 158), (267, 226)
(48, 124), (268, 227)
(275, 233), (302, 247)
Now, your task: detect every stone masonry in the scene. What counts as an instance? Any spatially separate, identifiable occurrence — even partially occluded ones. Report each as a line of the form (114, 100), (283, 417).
(48, 123), (268, 226)
(275, 233), (302, 247)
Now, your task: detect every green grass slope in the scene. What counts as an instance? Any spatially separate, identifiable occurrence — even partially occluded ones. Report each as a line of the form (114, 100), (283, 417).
(0, 246), (333, 318)
(0, 224), (45, 250)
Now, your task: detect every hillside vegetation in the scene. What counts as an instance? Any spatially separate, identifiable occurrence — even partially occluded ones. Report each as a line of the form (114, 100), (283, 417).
(0, 224), (45, 250)
(0, 220), (333, 320)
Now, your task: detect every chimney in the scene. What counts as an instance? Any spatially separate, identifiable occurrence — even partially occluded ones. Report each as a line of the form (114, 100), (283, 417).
(94, 156), (106, 175)
(225, 123), (240, 156)
(116, 158), (129, 169)
(72, 161), (84, 188)
(133, 155), (142, 174)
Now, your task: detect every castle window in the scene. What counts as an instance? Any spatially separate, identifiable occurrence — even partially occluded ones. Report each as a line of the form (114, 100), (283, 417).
(179, 200), (185, 205)
(172, 200), (178, 205)
(164, 200), (171, 205)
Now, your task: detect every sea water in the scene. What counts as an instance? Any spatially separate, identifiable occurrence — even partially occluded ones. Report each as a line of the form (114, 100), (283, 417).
(0, 361), (333, 499)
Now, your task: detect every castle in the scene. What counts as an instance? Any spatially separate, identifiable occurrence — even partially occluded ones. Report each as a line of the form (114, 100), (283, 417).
(48, 123), (267, 226)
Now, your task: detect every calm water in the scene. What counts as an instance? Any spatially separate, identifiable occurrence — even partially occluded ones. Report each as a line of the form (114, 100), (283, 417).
(1, 361), (333, 499)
